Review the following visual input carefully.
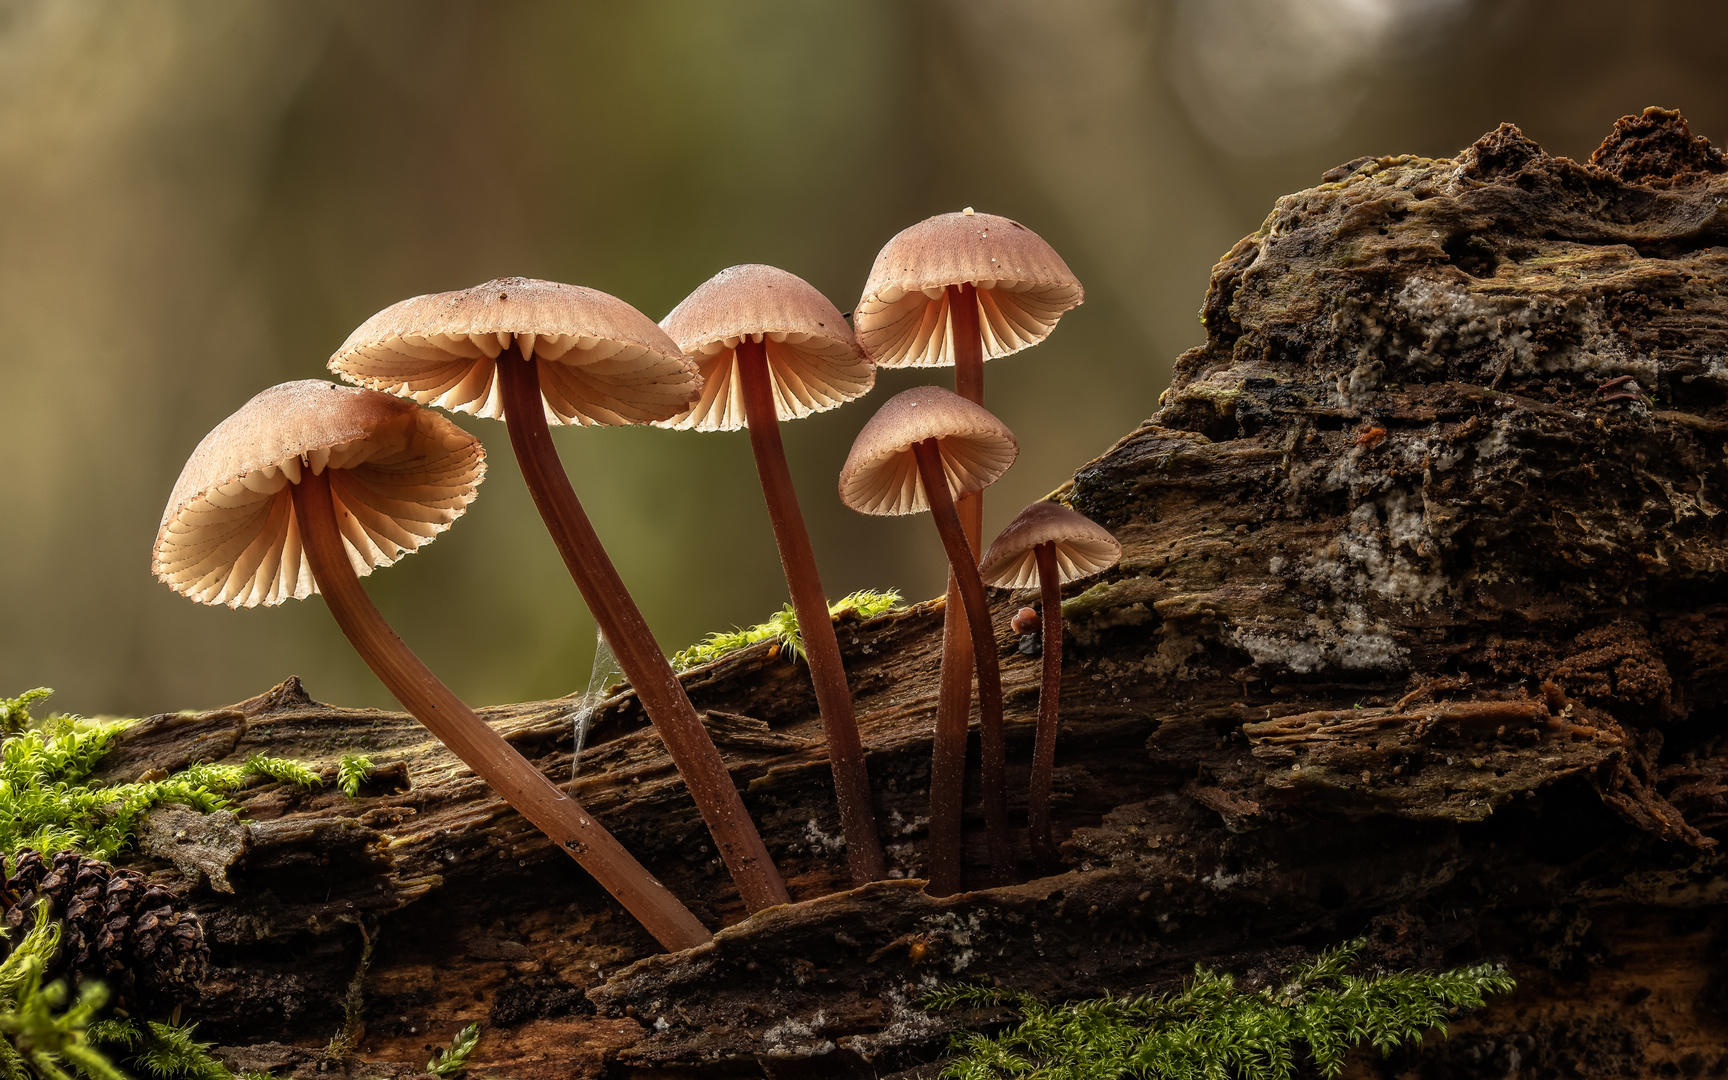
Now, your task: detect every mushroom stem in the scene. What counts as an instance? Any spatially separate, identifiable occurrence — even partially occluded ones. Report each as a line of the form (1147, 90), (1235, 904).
(927, 603), (970, 897)
(495, 346), (790, 912)
(1028, 542), (1064, 868)
(928, 282), (986, 897)
(735, 339), (885, 886)
(912, 439), (1014, 883)
(288, 469), (710, 952)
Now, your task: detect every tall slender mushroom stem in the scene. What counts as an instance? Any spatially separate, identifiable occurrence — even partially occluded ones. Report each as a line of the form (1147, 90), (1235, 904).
(929, 282), (988, 895)
(735, 339), (885, 885)
(494, 345), (790, 912)
(950, 283), (986, 540)
(912, 439), (1013, 880)
(1028, 542), (1064, 868)
(288, 468), (709, 951)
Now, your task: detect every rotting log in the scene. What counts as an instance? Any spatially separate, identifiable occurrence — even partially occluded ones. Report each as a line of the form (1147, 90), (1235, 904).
(107, 109), (1728, 1077)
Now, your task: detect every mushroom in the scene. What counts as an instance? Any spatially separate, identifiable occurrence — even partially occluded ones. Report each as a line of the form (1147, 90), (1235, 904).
(853, 210), (1083, 896)
(152, 381), (708, 951)
(838, 386), (1019, 885)
(978, 502), (1122, 868)
(329, 278), (788, 912)
(658, 264), (884, 885)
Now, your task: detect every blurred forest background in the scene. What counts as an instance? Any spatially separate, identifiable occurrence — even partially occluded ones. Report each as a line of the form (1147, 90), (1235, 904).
(3, 0), (1726, 717)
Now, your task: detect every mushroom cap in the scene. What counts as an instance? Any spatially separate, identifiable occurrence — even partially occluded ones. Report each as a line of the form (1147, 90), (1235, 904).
(329, 277), (701, 427)
(656, 264), (874, 431)
(152, 380), (485, 609)
(978, 501), (1122, 590)
(838, 385), (1018, 516)
(854, 211), (1083, 369)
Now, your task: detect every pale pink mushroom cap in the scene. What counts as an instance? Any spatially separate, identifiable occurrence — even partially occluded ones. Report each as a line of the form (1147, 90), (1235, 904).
(978, 501), (1122, 591)
(838, 386), (1018, 516)
(656, 264), (874, 432)
(854, 211), (1083, 369)
(152, 381), (485, 609)
(329, 277), (700, 427)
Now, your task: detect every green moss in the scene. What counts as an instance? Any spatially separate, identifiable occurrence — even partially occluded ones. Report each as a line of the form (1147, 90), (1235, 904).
(671, 589), (902, 672)
(924, 938), (1515, 1079)
(0, 690), (53, 737)
(88, 1015), (261, 1080)
(0, 902), (127, 1080)
(0, 687), (328, 863)
(241, 755), (323, 791)
(426, 1023), (480, 1078)
(320, 924), (374, 1068)
(0, 718), (232, 863)
(337, 754), (375, 799)
(1061, 578), (1127, 620)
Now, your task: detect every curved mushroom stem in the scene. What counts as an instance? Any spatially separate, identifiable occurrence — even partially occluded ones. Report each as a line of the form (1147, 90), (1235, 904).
(928, 283), (986, 896)
(288, 469), (709, 952)
(1028, 542), (1064, 869)
(912, 439), (1014, 883)
(736, 340), (886, 886)
(495, 346), (790, 912)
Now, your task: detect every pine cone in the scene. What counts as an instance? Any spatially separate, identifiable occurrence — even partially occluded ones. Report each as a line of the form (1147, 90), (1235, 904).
(2, 848), (209, 1007)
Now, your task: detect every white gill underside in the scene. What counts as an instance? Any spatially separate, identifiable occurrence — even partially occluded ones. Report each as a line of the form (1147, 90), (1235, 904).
(840, 435), (1018, 517)
(854, 282), (1083, 368)
(657, 333), (874, 432)
(983, 539), (1122, 591)
(154, 426), (481, 608)
(335, 332), (698, 426)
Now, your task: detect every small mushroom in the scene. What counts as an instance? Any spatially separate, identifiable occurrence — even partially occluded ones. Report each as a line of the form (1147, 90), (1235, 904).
(854, 211), (1083, 896)
(658, 264), (884, 885)
(979, 502), (1122, 868)
(839, 386), (1019, 886)
(152, 381), (707, 951)
(330, 278), (788, 912)
(1598, 374), (1643, 402)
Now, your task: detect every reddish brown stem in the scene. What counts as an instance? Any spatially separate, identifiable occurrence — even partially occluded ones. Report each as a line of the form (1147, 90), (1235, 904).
(950, 284), (985, 552)
(913, 439), (1013, 882)
(926, 594), (969, 897)
(288, 470), (709, 952)
(1028, 543), (1064, 868)
(928, 283), (986, 896)
(735, 340), (885, 886)
(496, 348), (789, 912)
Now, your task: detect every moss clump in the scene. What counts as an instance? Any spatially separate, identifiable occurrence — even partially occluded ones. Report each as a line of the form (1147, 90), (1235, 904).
(0, 691), (53, 737)
(336, 754), (374, 799)
(0, 688), (328, 863)
(240, 755), (323, 791)
(86, 1016), (257, 1080)
(924, 939), (1515, 1079)
(0, 720), (232, 864)
(671, 589), (902, 672)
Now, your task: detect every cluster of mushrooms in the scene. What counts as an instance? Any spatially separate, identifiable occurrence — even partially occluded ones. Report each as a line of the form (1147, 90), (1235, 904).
(150, 210), (1123, 953)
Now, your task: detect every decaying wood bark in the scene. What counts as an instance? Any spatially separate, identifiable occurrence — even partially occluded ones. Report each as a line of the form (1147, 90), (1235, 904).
(111, 109), (1728, 1077)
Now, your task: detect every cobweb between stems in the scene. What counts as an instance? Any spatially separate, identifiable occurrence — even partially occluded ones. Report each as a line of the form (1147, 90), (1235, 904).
(572, 628), (620, 779)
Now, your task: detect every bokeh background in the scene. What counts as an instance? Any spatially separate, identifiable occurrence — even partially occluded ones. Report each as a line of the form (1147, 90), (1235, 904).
(3, 0), (1725, 717)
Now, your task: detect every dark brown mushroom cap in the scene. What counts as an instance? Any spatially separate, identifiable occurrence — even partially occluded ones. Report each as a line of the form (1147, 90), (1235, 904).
(978, 501), (1122, 590)
(657, 264), (874, 431)
(854, 210), (1083, 368)
(152, 381), (484, 608)
(838, 385), (1018, 516)
(329, 277), (701, 427)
